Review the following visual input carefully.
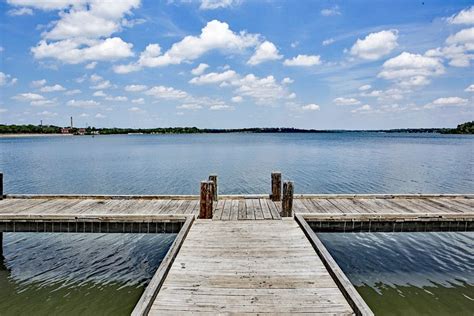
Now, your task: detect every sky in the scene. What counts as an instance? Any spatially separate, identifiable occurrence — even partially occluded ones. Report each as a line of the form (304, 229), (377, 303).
(0, 0), (473, 129)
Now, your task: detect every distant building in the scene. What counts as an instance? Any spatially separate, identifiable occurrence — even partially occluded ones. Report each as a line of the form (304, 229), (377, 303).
(78, 128), (86, 135)
(61, 127), (70, 134)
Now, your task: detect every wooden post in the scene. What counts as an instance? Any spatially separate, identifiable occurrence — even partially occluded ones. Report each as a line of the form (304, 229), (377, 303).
(282, 181), (294, 217)
(271, 172), (281, 201)
(208, 174), (218, 201)
(199, 181), (213, 219)
(0, 173), (3, 200)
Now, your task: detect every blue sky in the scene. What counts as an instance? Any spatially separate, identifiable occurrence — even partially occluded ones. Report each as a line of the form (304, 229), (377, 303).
(0, 0), (473, 129)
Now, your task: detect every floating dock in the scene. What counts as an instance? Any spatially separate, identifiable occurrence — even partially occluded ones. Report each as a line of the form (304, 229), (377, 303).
(0, 173), (472, 315)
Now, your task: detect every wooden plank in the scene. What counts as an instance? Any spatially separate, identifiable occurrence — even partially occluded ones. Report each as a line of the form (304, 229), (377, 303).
(253, 198), (264, 220)
(260, 198), (272, 219)
(230, 199), (239, 221)
(237, 200), (246, 220)
(212, 200), (225, 220)
(266, 199), (281, 219)
(132, 216), (194, 316)
(245, 199), (254, 220)
(221, 199), (232, 221)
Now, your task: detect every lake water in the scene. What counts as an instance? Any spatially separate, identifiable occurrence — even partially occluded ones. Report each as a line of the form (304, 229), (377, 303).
(0, 133), (472, 194)
(0, 233), (175, 315)
(318, 232), (474, 315)
(0, 132), (473, 314)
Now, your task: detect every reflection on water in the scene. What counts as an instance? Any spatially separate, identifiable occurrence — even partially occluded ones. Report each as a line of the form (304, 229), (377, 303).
(318, 232), (474, 315)
(0, 233), (175, 315)
(1, 133), (472, 195)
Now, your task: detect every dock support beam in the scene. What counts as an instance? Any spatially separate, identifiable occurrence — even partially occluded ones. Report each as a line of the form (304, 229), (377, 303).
(271, 172), (281, 201)
(0, 172), (3, 200)
(209, 174), (218, 201)
(199, 181), (214, 219)
(282, 181), (294, 217)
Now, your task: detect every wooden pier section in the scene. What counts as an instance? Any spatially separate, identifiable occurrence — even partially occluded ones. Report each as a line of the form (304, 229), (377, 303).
(0, 173), (472, 315)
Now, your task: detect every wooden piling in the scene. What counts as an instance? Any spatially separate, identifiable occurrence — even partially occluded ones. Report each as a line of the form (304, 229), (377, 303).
(271, 172), (282, 201)
(282, 181), (294, 217)
(208, 174), (218, 201)
(199, 181), (213, 219)
(0, 173), (3, 200)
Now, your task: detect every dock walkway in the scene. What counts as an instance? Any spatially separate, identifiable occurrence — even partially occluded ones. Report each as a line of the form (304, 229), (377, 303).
(150, 219), (354, 314)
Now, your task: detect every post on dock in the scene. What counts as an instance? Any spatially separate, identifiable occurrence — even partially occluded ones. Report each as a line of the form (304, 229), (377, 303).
(271, 172), (282, 201)
(282, 181), (294, 217)
(0, 172), (3, 200)
(208, 174), (218, 201)
(199, 181), (214, 219)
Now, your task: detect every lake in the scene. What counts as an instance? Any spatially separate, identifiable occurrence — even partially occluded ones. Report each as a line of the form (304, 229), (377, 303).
(0, 132), (473, 314)
(1, 132), (473, 194)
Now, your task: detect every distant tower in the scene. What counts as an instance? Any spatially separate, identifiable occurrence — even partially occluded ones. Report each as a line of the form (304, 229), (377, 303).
(70, 116), (73, 128)
(40, 120), (43, 127)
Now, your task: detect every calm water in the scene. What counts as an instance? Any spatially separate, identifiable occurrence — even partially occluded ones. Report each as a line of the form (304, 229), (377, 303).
(0, 133), (473, 314)
(0, 233), (175, 315)
(318, 232), (474, 315)
(0, 133), (472, 194)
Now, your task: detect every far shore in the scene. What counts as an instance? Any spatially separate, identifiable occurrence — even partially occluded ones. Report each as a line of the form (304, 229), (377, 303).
(0, 133), (74, 138)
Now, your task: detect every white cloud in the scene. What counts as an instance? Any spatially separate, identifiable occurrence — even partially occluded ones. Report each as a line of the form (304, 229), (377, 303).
(0, 72), (18, 86)
(333, 97), (361, 106)
(95, 113), (106, 118)
(283, 54), (321, 66)
(8, 7), (33, 16)
(424, 97), (469, 109)
(209, 104), (233, 110)
(247, 41), (282, 65)
(446, 27), (474, 45)
(90, 74), (102, 82)
(105, 95), (128, 102)
(322, 38), (335, 46)
(350, 30), (398, 60)
(67, 99), (100, 108)
(65, 89), (81, 95)
(447, 6), (474, 25)
(0, 108), (8, 113)
(40, 84), (66, 92)
(191, 63), (209, 75)
(301, 103), (320, 111)
(426, 27), (474, 67)
(378, 52), (445, 87)
(145, 86), (188, 99)
(85, 61), (97, 69)
(79, 113), (89, 117)
(12, 92), (45, 101)
(32, 37), (134, 64)
(114, 20), (259, 73)
(281, 77), (294, 84)
(177, 103), (203, 110)
(31, 99), (57, 107)
(93, 90), (107, 97)
(6, 0), (86, 10)
(465, 84), (474, 92)
(36, 110), (58, 117)
(31, 79), (46, 87)
(321, 6), (340, 16)
(359, 84), (371, 91)
(189, 70), (237, 85)
(199, 0), (238, 10)
(125, 84), (147, 92)
(128, 106), (144, 112)
(132, 97), (145, 104)
(231, 74), (293, 105)
(351, 104), (372, 113)
(231, 95), (243, 103)
(90, 80), (112, 90)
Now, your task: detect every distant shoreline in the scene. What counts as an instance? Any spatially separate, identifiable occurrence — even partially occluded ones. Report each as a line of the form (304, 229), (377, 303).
(0, 121), (472, 136)
(0, 133), (74, 138)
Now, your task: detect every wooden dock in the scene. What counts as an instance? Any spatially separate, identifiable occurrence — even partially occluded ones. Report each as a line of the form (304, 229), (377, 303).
(0, 173), (472, 315)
